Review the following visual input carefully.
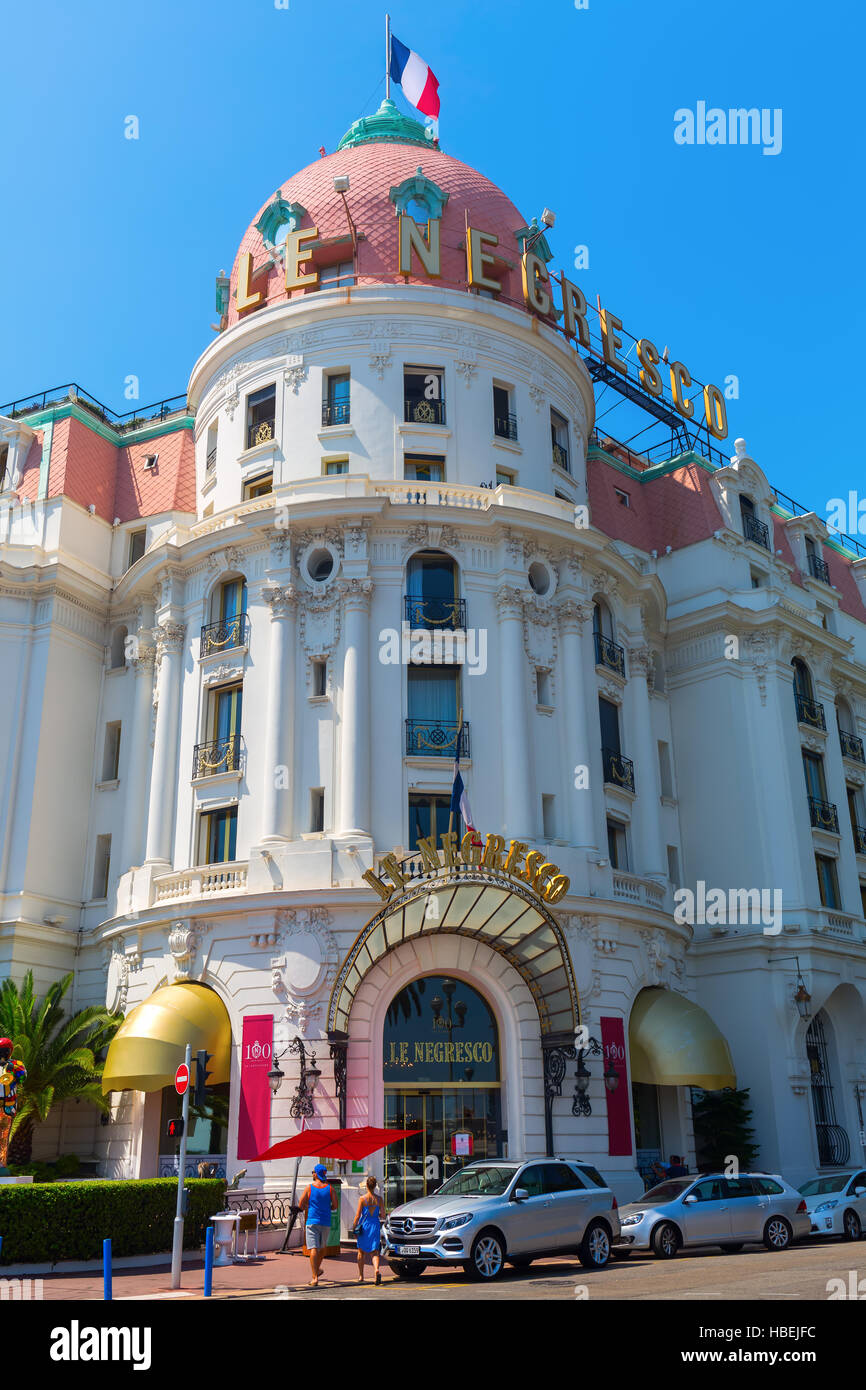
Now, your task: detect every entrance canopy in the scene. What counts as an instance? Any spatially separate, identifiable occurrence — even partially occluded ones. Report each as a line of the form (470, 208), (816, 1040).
(629, 987), (735, 1090)
(102, 982), (232, 1093)
(328, 874), (580, 1037)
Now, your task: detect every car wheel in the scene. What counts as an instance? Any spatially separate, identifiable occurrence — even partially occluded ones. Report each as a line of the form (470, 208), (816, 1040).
(842, 1209), (862, 1241)
(579, 1219), (612, 1269)
(763, 1217), (792, 1251)
(719, 1244), (744, 1254)
(389, 1260), (427, 1279)
(509, 1255), (533, 1269)
(651, 1222), (681, 1259)
(467, 1229), (506, 1281)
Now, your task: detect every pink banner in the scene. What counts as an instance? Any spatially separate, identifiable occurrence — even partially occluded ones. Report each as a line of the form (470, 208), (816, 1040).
(237, 1014), (273, 1161)
(600, 1016), (632, 1156)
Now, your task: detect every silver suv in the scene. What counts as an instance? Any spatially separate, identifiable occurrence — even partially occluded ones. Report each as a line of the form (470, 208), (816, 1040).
(384, 1157), (620, 1281)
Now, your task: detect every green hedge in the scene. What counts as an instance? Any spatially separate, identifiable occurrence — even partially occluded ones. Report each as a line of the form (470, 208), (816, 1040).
(0, 1179), (226, 1265)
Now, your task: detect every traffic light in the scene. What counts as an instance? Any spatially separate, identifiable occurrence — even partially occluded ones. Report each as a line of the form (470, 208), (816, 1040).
(194, 1049), (212, 1108)
(165, 1116), (184, 1141)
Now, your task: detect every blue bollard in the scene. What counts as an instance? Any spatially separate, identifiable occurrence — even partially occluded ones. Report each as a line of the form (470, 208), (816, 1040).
(204, 1226), (214, 1298)
(103, 1238), (112, 1300)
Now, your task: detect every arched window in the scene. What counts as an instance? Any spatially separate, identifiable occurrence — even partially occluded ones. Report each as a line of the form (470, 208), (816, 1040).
(406, 551), (462, 629)
(792, 657), (813, 701)
(593, 598), (625, 677)
(740, 494), (770, 550)
(793, 658), (826, 731)
(110, 626), (128, 669)
(202, 577), (248, 656)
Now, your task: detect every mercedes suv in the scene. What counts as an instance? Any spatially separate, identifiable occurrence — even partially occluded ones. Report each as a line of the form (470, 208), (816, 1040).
(384, 1157), (620, 1281)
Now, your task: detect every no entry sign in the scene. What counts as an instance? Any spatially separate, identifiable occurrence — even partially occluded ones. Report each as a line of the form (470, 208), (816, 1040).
(175, 1063), (190, 1095)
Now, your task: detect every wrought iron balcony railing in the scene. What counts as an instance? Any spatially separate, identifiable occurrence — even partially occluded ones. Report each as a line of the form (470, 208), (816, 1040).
(808, 796), (839, 833)
(552, 441), (570, 473)
(742, 512), (771, 550)
(796, 693), (826, 730)
(406, 719), (470, 759)
(807, 551), (831, 584)
(247, 418), (274, 449)
(192, 735), (243, 780)
(200, 613), (250, 657)
(840, 729), (865, 763)
(815, 1122), (850, 1167)
(322, 400), (350, 427)
(206, 446), (217, 473)
(404, 595), (467, 630)
(494, 413), (518, 441)
(602, 746), (635, 793)
(594, 631), (626, 677)
(404, 397), (446, 426)
(853, 824), (866, 856)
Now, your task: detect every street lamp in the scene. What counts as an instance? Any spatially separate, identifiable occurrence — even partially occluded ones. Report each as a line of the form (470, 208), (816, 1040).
(267, 1036), (321, 1118)
(767, 954), (812, 1021)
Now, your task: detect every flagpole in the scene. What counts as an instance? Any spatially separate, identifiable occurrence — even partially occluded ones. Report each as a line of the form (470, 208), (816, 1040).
(449, 704), (463, 838)
(385, 13), (391, 99)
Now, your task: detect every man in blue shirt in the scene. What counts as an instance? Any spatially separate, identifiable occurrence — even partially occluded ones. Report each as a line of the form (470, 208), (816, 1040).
(299, 1164), (339, 1286)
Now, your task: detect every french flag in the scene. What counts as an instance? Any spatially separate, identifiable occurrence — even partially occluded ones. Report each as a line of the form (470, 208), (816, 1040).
(451, 723), (480, 845)
(389, 34), (440, 119)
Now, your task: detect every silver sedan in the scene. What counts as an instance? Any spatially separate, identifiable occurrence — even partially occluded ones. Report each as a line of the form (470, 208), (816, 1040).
(614, 1173), (810, 1258)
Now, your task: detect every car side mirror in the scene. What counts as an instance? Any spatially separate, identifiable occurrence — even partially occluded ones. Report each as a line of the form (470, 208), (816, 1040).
(512, 1188), (529, 1202)
(854, 1187), (866, 1197)
(683, 1194), (697, 1204)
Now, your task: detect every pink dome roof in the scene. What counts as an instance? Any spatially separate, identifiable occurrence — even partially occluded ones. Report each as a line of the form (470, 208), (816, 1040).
(227, 122), (531, 327)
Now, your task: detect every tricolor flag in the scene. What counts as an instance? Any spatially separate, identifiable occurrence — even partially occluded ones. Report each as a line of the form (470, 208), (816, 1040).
(451, 723), (480, 845)
(389, 33), (440, 119)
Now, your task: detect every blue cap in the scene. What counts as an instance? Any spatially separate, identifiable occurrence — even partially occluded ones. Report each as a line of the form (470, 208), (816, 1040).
(313, 1163), (328, 1179)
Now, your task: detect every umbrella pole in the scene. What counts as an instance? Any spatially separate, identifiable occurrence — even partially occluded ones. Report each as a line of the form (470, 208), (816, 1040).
(280, 1117), (306, 1253)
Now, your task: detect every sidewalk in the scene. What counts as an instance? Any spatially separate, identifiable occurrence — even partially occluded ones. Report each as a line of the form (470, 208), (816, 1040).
(38, 1247), (392, 1301)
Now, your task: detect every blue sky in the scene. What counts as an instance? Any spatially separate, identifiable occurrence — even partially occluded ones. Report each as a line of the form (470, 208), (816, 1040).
(1, 0), (862, 518)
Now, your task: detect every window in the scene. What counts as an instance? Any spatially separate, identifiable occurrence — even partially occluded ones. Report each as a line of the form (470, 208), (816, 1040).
(110, 626), (128, 669)
(861, 883), (866, 920)
(243, 472), (273, 500)
(0, 443), (7, 488)
(493, 384), (517, 441)
(201, 807), (237, 864)
(404, 367), (446, 425)
(815, 854), (840, 909)
(599, 697), (621, 755)
(607, 818), (628, 870)
(750, 569), (766, 589)
(323, 457), (348, 475)
(322, 372), (350, 426)
(404, 455), (444, 482)
(803, 751), (828, 802)
(536, 668), (552, 707)
(550, 409), (569, 473)
(408, 793), (457, 851)
(127, 529), (146, 568)
(102, 723), (121, 782)
(658, 741), (673, 799)
(406, 550), (460, 629)
(691, 1178), (725, 1202)
(847, 786), (865, 852)
(203, 578), (248, 656)
(319, 260), (354, 290)
(205, 421), (218, 474)
(740, 494), (769, 549)
(312, 659), (327, 697)
(194, 683), (243, 777)
(310, 788), (325, 833)
(542, 794), (556, 840)
(496, 466), (516, 487)
(614, 487), (630, 507)
(92, 835), (111, 899)
(246, 384), (276, 449)
(406, 666), (460, 757)
(792, 658), (813, 700)
(666, 844), (680, 886)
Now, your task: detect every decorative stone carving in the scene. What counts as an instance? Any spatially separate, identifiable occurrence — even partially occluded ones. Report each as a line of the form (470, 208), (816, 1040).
(556, 598), (590, 635)
(369, 341), (392, 380)
(455, 355), (477, 387)
(628, 645), (653, 679)
(529, 381), (545, 412)
(203, 663), (245, 686)
(272, 907), (339, 1007)
(338, 576), (373, 610)
(744, 631), (773, 706)
(249, 930), (280, 949)
(218, 363), (242, 420)
(284, 354), (307, 393)
(299, 588), (342, 659)
(154, 620), (186, 654)
(167, 922), (199, 981)
(640, 929), (665, 983)
(523, 603), (558, 670)
(495, 584), (525, 620)
(263, 584), (297, 620)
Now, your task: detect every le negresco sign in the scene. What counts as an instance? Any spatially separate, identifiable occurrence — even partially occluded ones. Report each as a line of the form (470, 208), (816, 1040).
(363, 830), (570, 906)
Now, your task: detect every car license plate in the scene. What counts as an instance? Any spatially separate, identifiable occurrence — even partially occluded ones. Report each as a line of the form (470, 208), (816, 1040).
(398, 1244), (420, 1256)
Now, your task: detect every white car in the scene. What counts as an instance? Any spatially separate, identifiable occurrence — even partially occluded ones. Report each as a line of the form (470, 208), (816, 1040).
(799, 1169), (866, 1240)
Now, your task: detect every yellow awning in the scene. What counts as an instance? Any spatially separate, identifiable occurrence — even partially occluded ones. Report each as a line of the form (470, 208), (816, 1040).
(102, 982), (232, 1093)
(629, 987), (736, 1090)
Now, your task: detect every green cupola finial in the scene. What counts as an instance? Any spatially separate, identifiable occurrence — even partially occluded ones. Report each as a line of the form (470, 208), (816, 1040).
(337, 98), (435, 151)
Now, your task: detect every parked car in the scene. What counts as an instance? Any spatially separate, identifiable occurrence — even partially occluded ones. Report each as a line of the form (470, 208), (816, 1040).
(383, 1159), (427, 1207)
(384, 1157), (620, 1281)
(614, 1173), (810, 1258)
(799, 1169), (866, 1240)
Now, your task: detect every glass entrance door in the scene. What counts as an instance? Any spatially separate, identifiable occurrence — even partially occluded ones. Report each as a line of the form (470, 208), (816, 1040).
(383, 1089), (501, 1209)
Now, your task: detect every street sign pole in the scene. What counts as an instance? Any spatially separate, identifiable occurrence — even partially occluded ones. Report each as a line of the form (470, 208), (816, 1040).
(170, 1042), (192, 1290)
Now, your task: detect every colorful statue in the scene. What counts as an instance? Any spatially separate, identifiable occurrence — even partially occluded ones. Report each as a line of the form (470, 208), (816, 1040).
(0, 1038), (27, 1168)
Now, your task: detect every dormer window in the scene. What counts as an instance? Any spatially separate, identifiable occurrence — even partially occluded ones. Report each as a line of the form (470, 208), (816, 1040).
(255, 195), (308, 252)
(805, 534), (830, 584)
(740, 494), (769, 550)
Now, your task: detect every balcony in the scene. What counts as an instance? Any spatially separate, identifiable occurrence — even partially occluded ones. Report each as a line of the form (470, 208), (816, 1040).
(192, 735), (243, 780)
(406, 718), (470, 758)
(795, 693), (826, 730)
(153, 861), (248, 905)
(494, 413), (518, 442)
(816, 1122), (851, 1167)
(247, 418), (274, 449)
(839, 729), (864, 763)
(404, 398), (446, 426)
(594, 631), (626, 678)
(853, 824), (866, 856)
(552, 441), (570, 473)
(404, 595), (467, 630)
(808, 796), (839, 833)
(322, 400), (350, 427)
(200, 613), (250, 657)
(743, 513), (770, 550)
(206, 446), (217, 473)
(602, 746), (635, 793)
(807, 552), (831, 584)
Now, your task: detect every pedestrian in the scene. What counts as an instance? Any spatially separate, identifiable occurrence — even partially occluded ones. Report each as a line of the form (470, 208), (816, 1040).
(353, 1175), (384, 1285)
(667, 1154), (689, 1177)
(298, 1163), (338, 1287)
(650, 1158), (669, 1183)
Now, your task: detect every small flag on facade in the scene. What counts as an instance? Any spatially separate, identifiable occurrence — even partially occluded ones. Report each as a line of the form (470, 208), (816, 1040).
(451, 722), (480, 845)
(389, 33), (440, 118)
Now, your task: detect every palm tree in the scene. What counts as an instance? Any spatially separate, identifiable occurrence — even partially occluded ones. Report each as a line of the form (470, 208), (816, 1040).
(0, 971), (122, 1165)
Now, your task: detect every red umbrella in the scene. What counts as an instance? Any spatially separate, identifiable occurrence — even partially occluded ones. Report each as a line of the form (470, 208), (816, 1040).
(254, 1125), (421, 1163)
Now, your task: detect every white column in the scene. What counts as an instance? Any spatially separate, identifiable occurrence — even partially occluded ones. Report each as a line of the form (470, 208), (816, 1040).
(338, 580), (372, 835)
(627, 643), (665, 877)
(120, 637), (157, 870)
(818, 679), (862, 917)
(144, 621), (185, 864)
(558, 599), (594, 847)
(497, 585), (534, 839)
(261, 585), (297, 841)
